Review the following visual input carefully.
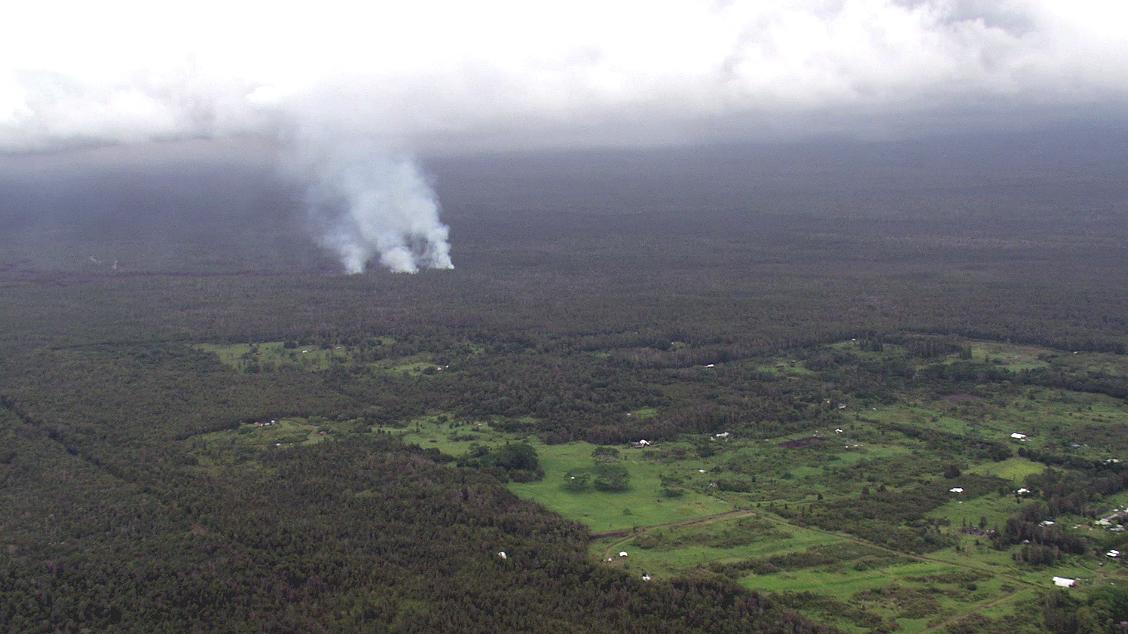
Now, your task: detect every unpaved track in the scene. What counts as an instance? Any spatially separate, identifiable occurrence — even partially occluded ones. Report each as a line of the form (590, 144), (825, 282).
(598, 509), (754, 560)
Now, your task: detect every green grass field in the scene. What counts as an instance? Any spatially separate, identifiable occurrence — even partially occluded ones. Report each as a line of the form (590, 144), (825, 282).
(966, 457), (1045, 482)
(509, 443), (734, 533)
(187, 416), (331, 472)
(197, 341), (351, 372)
(195, 340), (443, 376)
(373, 417), (737, 532)
(970, 341), (1054, 371)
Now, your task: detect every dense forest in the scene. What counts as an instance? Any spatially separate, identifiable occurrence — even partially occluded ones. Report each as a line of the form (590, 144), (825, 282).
(2, 135), (1127, 632)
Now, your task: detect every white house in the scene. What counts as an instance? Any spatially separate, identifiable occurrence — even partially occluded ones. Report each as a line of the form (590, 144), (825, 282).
(619, 551), (629, 558)
(1107, 550), (1121, 558)
(497, 551), (507, 560)
(715, 432), (730, 439)
(1053, 577), (1076, 588)
(949, 487), (964, 493)
(634, 440), (651, 448)
(1011, 433), (1028, 441)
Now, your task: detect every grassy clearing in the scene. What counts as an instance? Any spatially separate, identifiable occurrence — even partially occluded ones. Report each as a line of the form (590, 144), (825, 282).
(195, 339), (442, 376)
(1096, 489), (1128, 512)
(755, 559), (1018, 634)
(375, 417), (532, 456)
(199, 417), (327, 448)
(975, 586), (1038, 618)
(510, 444), (734, 533)
(920, 538), (1060, 588)
(756, 358), (813, 375)
(187, 416), (331, 471)
(385, 357), (442, 375)
(746, 565), (897, 596)
(864, 403), (972, 435)
(966, 457), (1045, 482)
(197, 341), (350, 372)
(926, 491), (1024, 534)
(602, 515), (843, 579)
(1066, 353), (1128, 377)
(969, 341), (1054, 371)
(826, 443), (914, 468)
(372, 417), (735, 532)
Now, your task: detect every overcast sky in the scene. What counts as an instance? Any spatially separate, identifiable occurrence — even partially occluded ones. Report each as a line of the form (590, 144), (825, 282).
(3, 0), (1127, 154)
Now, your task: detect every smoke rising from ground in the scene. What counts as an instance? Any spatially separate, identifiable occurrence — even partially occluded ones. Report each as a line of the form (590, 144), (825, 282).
(292, 138), (453, 274)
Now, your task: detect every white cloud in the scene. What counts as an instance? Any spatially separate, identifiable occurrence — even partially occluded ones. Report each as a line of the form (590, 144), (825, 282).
(2, 0), (1126, 151)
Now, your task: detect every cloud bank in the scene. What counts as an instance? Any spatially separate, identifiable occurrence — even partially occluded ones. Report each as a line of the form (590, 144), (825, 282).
(3, 0), (1126, 152)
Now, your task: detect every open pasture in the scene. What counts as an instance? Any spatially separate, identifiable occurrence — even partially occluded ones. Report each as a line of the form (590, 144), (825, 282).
(600, 513), (841, 579)
(509, 442), (734, 533)
(969, 341), (1055, 371)
(966, 457), (1045, 482)
(371, 416), (737, 532)
(195, 338), (444, 376)
(188, 416), (330, 469)
(196, 341), (352, 372)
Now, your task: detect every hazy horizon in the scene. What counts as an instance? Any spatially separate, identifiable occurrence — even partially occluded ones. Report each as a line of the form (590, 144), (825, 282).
(2, 125), (1124, 273)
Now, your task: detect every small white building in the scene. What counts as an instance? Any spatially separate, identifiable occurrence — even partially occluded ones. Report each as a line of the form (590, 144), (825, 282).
(715, 432), (730, 439)
(634, 439), (652, 448)
(619, 551), (629, 558)
(1107, 550), (1121, 558)
(641, 574), (652, 581)
(1053, 577), (1076, 588)
(949, 487), (964, 493)
(1011, 433), (1028, 441)
(497, 551), (507, 560)
(1016, 488), (1030, 495)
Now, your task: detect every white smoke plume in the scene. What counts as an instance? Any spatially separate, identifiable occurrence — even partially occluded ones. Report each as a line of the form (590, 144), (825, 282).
(292, 137), (453, 274)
